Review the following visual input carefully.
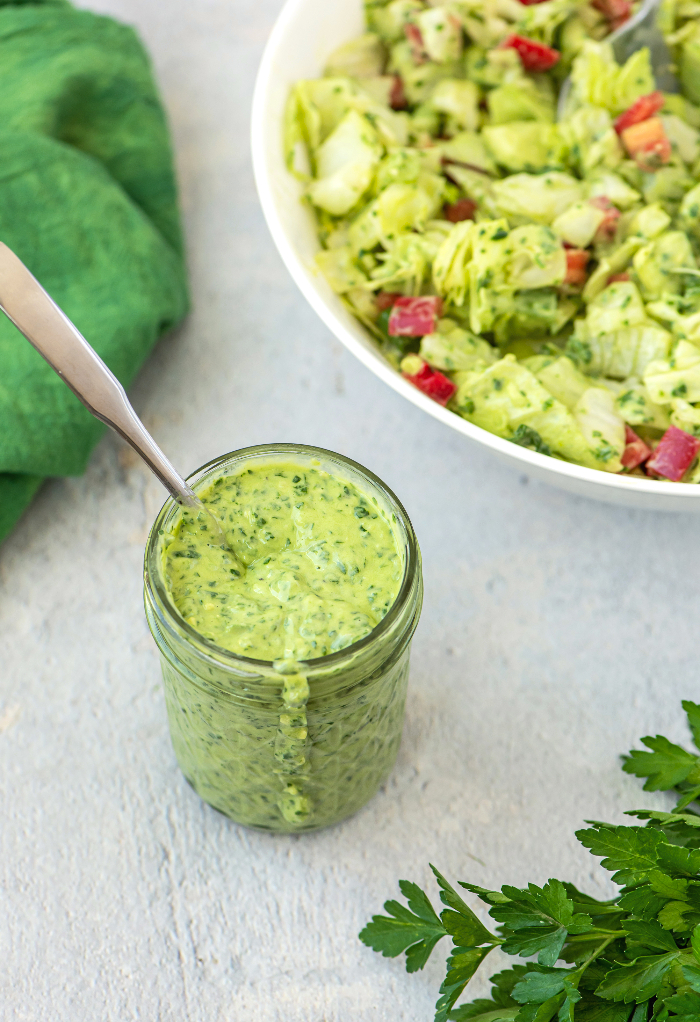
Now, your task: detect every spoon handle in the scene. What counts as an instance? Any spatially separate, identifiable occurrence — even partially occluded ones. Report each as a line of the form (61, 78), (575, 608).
(0, 242), (198, 507)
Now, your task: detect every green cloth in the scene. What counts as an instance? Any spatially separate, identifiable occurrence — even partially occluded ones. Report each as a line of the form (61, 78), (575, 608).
(0, 0), (189, 542)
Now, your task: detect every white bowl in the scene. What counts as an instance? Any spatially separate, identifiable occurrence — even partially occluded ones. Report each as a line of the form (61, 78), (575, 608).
(251, 0), (700, 511)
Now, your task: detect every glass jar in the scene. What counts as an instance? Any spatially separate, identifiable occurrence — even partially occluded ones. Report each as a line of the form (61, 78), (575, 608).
(143, 444), (422, 833)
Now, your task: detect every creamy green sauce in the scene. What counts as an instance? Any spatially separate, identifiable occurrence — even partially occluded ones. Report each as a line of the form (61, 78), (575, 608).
(164, 462), (403, 661)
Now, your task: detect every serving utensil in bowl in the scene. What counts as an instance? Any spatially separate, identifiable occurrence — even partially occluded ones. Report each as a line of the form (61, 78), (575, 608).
(558, 0), (679, 118)
(251, 0), (700, 511)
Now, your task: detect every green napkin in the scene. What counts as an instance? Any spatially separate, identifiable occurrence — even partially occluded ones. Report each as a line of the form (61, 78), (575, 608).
(0, 0), (189, 543)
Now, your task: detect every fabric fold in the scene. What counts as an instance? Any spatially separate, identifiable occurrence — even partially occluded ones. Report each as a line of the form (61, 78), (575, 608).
(0, 0), (189, 543)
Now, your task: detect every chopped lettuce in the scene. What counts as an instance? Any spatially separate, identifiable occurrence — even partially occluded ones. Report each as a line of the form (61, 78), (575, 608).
(377, 175), (445, 235)
(416, 6), (463, 63)
(573, 387), (625, 471)
(559, 106), (623, 177)
(670, 396), (700, 436)
(661, 114), (700, 164)
(679, 182), (700, 238)
(367, 0), (422, 42)
(369, 223), (450, 293)
(453, 355), (604, 468)
(488, 81), (555, 125)
(324, 34), (386, 78)
(483, 123), (564, 173)
(388, 40), (461, 105)
(585, 171), (641, 209)
(493, 172), (583, 224)
(568, 283), (672, 378)
(291, 4), (700, 484)
(626, 203), (672, 240)
(552, 201), (606, 248)
(615, 382), (671, 430)
(571, 42), (655, 115)
(420, 321), (498, 370)
(308, 110), (383, 215)
(315, 247), (368, 293)
(681, 21), (700, 105)
(633, 231), (697, 301)
(429, 79), (480, 133)
(527, 355), (592, 410)
(514, 0), (579, 45)
(433, 220), (474, 306)
(504, 225), (566, 290)
(644, 340), (700, 404)
(439, 131), (497, 174)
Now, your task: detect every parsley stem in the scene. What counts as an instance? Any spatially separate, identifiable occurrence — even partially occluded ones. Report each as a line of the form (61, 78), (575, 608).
(577, 932), (620, 977)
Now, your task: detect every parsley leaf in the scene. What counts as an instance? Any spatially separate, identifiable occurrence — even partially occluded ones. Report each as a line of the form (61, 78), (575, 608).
(359, 703), (700, 1021)
(436, 946), (496, 1022)
(575, 825), (665, 885)
(358, 879), (447, 971)
(622, 735), (700, 791)
(683, 700), (700, 751)
(595, 952), (680, 1003)
(431, 864), (497, 947)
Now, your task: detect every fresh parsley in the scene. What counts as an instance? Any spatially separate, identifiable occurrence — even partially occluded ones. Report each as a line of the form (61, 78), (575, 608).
(359, 701), (700, 1022)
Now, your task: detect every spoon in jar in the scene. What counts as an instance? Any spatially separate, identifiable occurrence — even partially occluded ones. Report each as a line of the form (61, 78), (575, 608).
(0, 241), (239, 562)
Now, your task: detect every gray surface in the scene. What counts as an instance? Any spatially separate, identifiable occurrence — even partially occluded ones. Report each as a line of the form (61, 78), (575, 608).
(0, 2), (695, 1019)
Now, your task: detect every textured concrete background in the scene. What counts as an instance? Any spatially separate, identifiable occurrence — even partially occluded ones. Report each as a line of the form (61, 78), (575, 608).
(0, 2), (696, 1019)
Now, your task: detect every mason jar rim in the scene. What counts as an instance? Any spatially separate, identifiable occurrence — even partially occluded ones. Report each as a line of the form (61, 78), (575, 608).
(144, 443), (420, 675)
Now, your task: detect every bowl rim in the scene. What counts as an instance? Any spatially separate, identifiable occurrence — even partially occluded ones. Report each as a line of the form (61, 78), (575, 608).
(250, 0), (700, 504)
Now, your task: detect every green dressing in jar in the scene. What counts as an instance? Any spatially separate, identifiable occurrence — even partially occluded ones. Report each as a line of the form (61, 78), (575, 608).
(164, 464), (402, 660)
(144, 445), (422, 833)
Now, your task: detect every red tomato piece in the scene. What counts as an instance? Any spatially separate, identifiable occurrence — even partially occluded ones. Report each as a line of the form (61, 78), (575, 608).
(589, 196), (621, 240)
(564, 249), (589, 286)
(607, 272), (630, 284)
(500, 35), (560, 72)
(517, 0), (550, 5)
(646, 426), (700, 481)
(388, 296), (443, 337)
(621, 117), (672, 170)
(389, 75), (407, 111)
(621, 426), (652, 470)
(592, 0), (632, 24)
(613, 91), (665, 135)
(444, 197), (477, 223)
(375, 291), (402, 313)
(404, 23), (427, 63)
(403, 359), (457, 406)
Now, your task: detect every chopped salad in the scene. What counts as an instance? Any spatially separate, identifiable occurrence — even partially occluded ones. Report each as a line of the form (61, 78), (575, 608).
(285, 0), (700, 482)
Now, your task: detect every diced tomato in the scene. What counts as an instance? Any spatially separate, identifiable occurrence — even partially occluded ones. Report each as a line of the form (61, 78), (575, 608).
(389, 295), (443, 337)
(621, 426), (652, 470)
(518, 0), (549, 5)
(620, 117), (672, 171)
(500, 35), (560, 72)
(444, 197), (477, 223)
(592, 0), (632, 25)
(404, 23), (427, 63)
(401, 356), (457, 406)
(389, 75), (407, 111)
(589, 196), (621, 240)
(375, 291), (402, 313)
(564, 249), (589, 286)
(608, 272), (630, 284)
(613, 91), (665, 135)
(646, 425), (700, 481)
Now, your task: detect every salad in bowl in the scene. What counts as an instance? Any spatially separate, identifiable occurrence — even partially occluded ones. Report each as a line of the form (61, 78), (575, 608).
(283, 0), (700, 484)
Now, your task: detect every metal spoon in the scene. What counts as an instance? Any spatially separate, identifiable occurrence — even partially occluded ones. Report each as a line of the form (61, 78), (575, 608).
(0, 241), (234, 554)
(557, 0), (679, 120)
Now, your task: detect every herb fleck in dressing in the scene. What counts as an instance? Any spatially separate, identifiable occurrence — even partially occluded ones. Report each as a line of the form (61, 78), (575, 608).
(164, 463), (403, 661)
